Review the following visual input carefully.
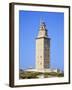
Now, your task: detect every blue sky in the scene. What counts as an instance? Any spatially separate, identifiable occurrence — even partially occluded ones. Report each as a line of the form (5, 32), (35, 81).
(19, 10), (64, 71)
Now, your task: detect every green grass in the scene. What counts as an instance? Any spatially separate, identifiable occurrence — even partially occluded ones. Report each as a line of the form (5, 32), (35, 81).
(20, 71), (42, 79)
(44, 72), (64, 78)
(19, 70), (64, 79)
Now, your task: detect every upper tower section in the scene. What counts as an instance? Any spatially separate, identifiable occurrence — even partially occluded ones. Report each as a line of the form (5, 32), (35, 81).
(37, 21), (48, 38)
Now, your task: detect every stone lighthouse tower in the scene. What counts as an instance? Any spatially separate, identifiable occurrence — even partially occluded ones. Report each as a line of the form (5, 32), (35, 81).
(36, 21), (50, 71)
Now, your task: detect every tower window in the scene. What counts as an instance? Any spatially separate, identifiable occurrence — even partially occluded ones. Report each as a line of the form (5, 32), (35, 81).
(40, 62), (42, 65)
(40, 56), (42, 58)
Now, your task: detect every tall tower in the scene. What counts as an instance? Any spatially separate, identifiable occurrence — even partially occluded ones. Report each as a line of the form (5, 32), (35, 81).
(36, 21), (50, 71)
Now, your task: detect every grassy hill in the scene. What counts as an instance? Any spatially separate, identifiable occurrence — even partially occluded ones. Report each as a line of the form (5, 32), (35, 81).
(19, 69), (64, 79)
